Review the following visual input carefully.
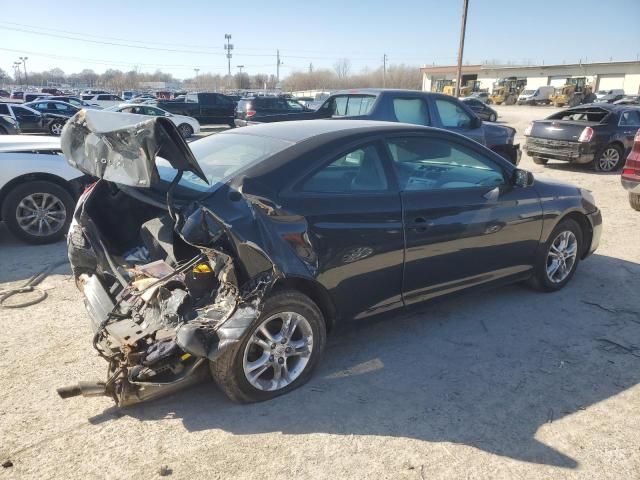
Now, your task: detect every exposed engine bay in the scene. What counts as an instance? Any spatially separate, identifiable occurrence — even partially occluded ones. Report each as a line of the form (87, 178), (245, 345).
(58, 111), (283, 406)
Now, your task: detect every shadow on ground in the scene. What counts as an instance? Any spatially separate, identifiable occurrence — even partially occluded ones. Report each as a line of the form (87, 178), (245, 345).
(86, 253), (640, 469)
(543, 162), (621, 176)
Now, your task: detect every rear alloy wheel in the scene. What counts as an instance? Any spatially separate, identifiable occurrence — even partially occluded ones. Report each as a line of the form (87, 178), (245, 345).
(532, 157), (549, 165)
(527, 218), (582, 292)
(49, 120), (65, 136)
(594, 144), (623, 172)
(489, 113), (497, 122)
(2, 181), (74, 244)
(210, 290), (326, 403)
(630, 193), (640, 211)
(178, 123), (193, 138)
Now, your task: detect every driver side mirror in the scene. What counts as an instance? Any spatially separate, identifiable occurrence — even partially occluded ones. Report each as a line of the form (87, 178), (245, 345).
(512, 169), (535, 188)
(471, 116), (482, 129)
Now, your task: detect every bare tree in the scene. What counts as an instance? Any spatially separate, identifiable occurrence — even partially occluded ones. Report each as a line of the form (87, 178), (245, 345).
(334, 58), (351, 79)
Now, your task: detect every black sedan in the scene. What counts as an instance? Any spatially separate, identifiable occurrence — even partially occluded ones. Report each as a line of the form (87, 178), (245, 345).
(59, 111), (601, 407)
(525, 104), (640, 172)
(461, 97), (498, 122)
(25, 100), (80, 118)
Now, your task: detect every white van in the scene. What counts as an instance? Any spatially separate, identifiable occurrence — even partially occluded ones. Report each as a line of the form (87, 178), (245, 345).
(517, 86), (555, 105)
(595, 89), (625, 103)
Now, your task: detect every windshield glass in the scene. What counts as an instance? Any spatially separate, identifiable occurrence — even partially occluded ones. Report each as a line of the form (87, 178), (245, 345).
(521, 90), (535, 95)
(156, 132), (293, 191)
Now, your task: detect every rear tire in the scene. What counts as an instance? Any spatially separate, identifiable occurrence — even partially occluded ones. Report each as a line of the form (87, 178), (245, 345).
(593, 144), (623, 172)
(1, 180), (74, 244)
(210, 290), (326, 403)
(527, 218), (582, 292)
(532, 157), (548, 165)
(630, 193), (640, 211)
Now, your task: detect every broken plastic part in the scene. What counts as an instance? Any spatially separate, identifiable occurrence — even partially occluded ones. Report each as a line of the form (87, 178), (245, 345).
(61, 109), (208, 188)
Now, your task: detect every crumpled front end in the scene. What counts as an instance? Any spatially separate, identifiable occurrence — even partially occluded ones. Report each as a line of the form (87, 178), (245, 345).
(58, 111), (285, 406)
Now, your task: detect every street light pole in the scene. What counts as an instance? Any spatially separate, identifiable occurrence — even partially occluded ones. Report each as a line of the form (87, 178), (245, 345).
(13, 62), (22, 87)
(19, 56), (28, 88)
(454, 0), (469, 97)
(224, 34), (233, 88)
(194, 68), (200, 90)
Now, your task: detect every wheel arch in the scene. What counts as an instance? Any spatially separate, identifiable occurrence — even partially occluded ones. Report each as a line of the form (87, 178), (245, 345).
(0, 172), (76, 220)
(557, 211), (593, 259)
(271, 276), (338, 333)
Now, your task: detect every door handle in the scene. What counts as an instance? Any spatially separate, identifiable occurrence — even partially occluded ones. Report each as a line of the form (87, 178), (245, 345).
(410, 217), (433, 232)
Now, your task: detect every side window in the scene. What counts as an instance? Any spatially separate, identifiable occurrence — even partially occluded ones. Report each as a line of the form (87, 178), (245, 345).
(142, 107), (161, 116)
(387, 136), (505, 191)
(34, 102), (48, 110)
(333, 96), (348, 116)
(301, 144), (388, 193)
(434, 99), (473, 128)
(620, 110), (640, 126)
(12, 106), (35, 117)
(345, 96), (376, 116)
(0, 104), (9, 115)
(286, 100), (304, 111)
(392, 98), (430, 125)
(53, 103), (69, 111)
(97, 95), (109, 100)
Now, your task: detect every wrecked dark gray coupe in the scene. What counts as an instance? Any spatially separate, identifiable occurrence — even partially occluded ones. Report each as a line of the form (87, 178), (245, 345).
(58, 110), (602, 406)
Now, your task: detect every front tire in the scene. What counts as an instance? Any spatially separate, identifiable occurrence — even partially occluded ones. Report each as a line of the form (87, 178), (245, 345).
(532, 157), (549, 165)
(488, 113), (497, 122)
(593, 144), (623, 172)
(528, 218), (582, 292)
(630, 193), (640, 211)
(210, 290), (326, 403)
(1, 180), (74, 244)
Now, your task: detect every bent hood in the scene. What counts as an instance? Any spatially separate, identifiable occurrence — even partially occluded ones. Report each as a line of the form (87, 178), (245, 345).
(61, 109), (207, 188)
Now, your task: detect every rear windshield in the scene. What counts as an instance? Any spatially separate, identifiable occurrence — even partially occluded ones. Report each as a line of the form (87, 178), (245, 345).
(548, 107), (609, 123)
(236, 99), (251, 111)
(156, 132), (293, 191)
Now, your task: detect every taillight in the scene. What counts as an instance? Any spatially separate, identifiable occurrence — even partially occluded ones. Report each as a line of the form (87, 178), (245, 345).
(632, 129), (640, 153)
(623, 168), (637, 175)
(524, 123), (532, 136)
(246, 110), (256, 118)
(578, 126), (594, 143)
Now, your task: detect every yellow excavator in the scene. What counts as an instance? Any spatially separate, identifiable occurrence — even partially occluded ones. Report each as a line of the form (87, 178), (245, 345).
(549, 78), (594, 107)
(442, 80), (479, 97)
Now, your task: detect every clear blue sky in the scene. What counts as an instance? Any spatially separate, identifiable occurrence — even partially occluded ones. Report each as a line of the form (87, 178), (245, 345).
(1, 0), (637, 79)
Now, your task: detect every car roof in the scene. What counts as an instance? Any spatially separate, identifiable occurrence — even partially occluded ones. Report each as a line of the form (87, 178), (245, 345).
(0, 135), (61, 152)
(223, 119), (430, 143)
(569, 103), (639, 112)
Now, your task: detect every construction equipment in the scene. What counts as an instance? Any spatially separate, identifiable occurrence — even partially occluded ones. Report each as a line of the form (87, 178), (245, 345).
(488, 78), (526, 105)
(442, 80), (480, 97)
(549, 78), (593, 107)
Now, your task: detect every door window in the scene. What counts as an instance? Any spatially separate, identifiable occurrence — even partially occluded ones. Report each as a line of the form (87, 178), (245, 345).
(12, 106), (39, 117)
(52, 103), (70, 111)
(333, 96), (348, 116)
(619, 110), (640, 126)
(387, 136), (505, 191)
(286, 100), (304, 111)
(33, 102), (49, 110)
(302, 144), (388, 193)
(434, 99), (473, 128)
(392, 98), (430, 125)
(0, 104), (9, 115)
(345, 96), (376, 116)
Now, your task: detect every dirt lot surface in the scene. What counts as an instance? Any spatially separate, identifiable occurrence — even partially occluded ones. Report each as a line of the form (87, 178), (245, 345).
(1, 105), (639, 479)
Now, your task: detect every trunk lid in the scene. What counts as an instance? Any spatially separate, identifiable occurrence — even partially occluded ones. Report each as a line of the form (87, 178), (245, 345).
(61, 109), (208, 188)
(529, 119), (595, 141)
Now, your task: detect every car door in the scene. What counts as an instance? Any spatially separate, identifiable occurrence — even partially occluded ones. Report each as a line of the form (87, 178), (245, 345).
(618, 110), (640, 151)
(431, 96), (485, 145)
(10, 105), (42, 131)
(385, 133), (543, 305)
(279, 140), (404, 319)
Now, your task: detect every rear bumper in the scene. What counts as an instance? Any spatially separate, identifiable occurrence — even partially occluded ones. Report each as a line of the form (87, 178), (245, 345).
(524, 139), (596, 164)
(621, 176), (640, 194)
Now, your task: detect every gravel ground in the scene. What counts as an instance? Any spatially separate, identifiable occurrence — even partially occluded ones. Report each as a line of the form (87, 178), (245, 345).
(1, 105), (639, 479)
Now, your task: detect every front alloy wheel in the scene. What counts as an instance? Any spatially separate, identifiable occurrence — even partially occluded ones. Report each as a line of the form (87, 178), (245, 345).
(49, 121), (64, 136)
(242, 312), (313, 391)
(546, 231), (578, 284)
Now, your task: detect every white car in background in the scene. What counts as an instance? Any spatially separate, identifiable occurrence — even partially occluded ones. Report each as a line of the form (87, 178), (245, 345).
(0, 136), (90, 244)
(83, 93), (124, 108)
(108, 104), (201, 138)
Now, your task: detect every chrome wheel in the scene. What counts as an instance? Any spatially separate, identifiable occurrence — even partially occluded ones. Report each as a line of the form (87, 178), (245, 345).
(15, 193), (67, 237)
(598, 147), (620, 171)
(546, 230), (578, 283)
(178, 124), (193, 138)
(50, 122), (64, 136)
(242, 311), (313, 392)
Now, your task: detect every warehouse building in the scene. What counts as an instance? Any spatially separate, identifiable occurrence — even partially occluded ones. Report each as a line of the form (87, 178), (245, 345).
(421, 61), (640, 95)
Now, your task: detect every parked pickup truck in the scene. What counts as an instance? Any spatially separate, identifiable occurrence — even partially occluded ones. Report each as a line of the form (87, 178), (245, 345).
(236, 89), (521, 165)
(157, 92), (236, 126)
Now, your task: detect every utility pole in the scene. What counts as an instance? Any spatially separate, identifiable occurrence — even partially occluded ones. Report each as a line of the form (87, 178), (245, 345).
(383, 54), (388, 87)
(19, 56), (28, 88)
(224, 34), (233, 87)
(237, 65), (244, 74)
(236, 65), (245, 89)
(13, 62), (21, 87)
(276, 50), (282, 85)
(193, 68), (200, 90)
(454, 0), (469, 97)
